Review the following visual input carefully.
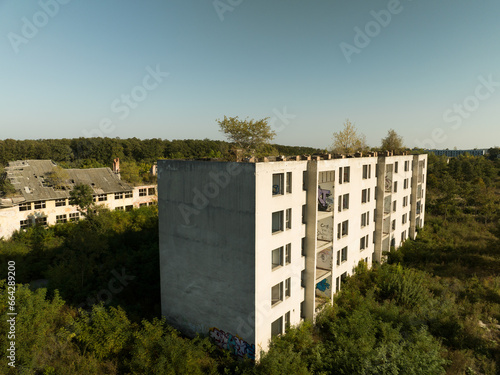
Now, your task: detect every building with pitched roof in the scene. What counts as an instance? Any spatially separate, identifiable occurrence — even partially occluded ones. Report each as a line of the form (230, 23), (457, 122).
(0, 159), (157, 239)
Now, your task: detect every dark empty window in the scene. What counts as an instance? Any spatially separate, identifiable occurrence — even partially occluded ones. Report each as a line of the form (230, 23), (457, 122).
(19, 203), (31, 211)
(34, 201), (46, 209)
(272, 211), (284, 233)
(273, 173), (284, 195)
(341, 246), (348, 262)
(271, 282), (283, 306)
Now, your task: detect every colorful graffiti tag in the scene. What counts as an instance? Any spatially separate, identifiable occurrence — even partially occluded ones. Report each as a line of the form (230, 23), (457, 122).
(209, 327), (256, 360)
(316, 278), (330, 292)
(318, 186), (334, 211)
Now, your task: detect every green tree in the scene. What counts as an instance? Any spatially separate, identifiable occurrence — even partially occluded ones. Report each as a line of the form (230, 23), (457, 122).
(487, 146), (500, 161)
(69, 184), (94, 214)
(0, 167), (16, 197)
(381, 129), (404, 152)
(73, 305), (133, 361)
(217, 116), (276, 156)
(45, 166), (70, 189)
(128, 318), (218, 374)
(120, 160), (142, 185)
(331, 119), (368, 154)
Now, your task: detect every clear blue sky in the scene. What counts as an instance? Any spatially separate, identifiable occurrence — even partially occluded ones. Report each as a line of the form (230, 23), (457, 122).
(1, 0), (499, 150)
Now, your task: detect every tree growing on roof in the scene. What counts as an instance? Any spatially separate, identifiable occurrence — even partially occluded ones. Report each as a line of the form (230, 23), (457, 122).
(45, 166), (70, 189)
(0, 167), (16, 197)
(217, 116), (276, 156)
(331, 119), (368, 154)
(381, 129), (404, 152)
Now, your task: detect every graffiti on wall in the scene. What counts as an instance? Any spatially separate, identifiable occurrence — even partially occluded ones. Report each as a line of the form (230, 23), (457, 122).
(385, 176), (392, 192)
(316, 278), (330, 292)
(317, 249), (332, 269)
(317, 219), (333, 242)
(318, 186), (334, 211)
(209, 327), (256, 360)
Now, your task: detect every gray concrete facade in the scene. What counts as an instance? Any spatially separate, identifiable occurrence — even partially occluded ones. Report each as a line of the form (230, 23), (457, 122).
(158, 160), (256, 354)
(158, 153), (427, 360)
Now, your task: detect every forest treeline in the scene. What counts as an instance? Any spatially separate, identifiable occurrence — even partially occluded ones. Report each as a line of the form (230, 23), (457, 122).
(0, 138), (323, 185)
(0, 152), (500, 374)
(0, 138), (323, 167)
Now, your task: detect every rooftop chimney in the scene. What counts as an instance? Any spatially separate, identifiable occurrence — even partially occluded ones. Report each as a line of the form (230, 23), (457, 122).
(113, 158), (120, 174)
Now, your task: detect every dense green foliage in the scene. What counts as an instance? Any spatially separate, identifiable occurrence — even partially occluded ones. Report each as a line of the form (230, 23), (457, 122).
(0, 138), (322, 166)
(217, 116), (276, 155)
(0, 165), (16, 197)
(68, 183), (94, 214)
(1, 150), (500, 374)
(0, 207), (160, 321)
(0, 138), (322, 185)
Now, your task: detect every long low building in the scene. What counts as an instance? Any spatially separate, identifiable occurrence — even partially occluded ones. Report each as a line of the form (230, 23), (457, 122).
(0, 159), (157, 239)
(427, 149), (487, 157)
(157, 152), (427, 360)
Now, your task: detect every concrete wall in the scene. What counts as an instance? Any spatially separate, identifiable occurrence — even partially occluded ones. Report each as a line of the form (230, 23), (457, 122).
(384, 155), (415, 249)
(158, 160), (256, 356)
(254, 161), (307, 354)
(157, 154), (428, 360)
(410, 154), (427, 238)
(327, 157), (377, 292)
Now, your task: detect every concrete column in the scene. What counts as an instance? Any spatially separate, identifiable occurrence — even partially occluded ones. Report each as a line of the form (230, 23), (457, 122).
(373, 156), (386, 263)
(409, 155), (419, 240)
(303, 161), (318, 321)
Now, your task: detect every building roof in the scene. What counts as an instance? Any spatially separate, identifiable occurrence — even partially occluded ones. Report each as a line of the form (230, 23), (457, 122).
(2, 160), (133, 204)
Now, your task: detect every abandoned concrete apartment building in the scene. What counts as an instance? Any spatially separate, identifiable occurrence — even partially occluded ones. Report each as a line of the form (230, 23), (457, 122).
(0, 158), (157, 239)
(158, 152), (427, 359)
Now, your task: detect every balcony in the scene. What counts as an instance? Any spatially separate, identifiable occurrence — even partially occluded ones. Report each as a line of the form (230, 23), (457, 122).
(384, 196), (391, 215)
(384, 171), (393, 193)
(316, 268), (332, 282)
(318, 177), (335, 213)
(317, 210), (333, 220)
(315, 273), (332, 312)
(315, 296), (329, 313)
(316, 248), (332, 285)
(382, 217), (390, 236)
(317, 216), (333, 250)
(316, 240), (332, 252)
(382, 237), (390, 253)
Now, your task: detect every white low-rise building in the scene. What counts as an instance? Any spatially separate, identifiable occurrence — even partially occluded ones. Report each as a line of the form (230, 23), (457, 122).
(157, 153), (427, 360)
(0, 159), (157, 239)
